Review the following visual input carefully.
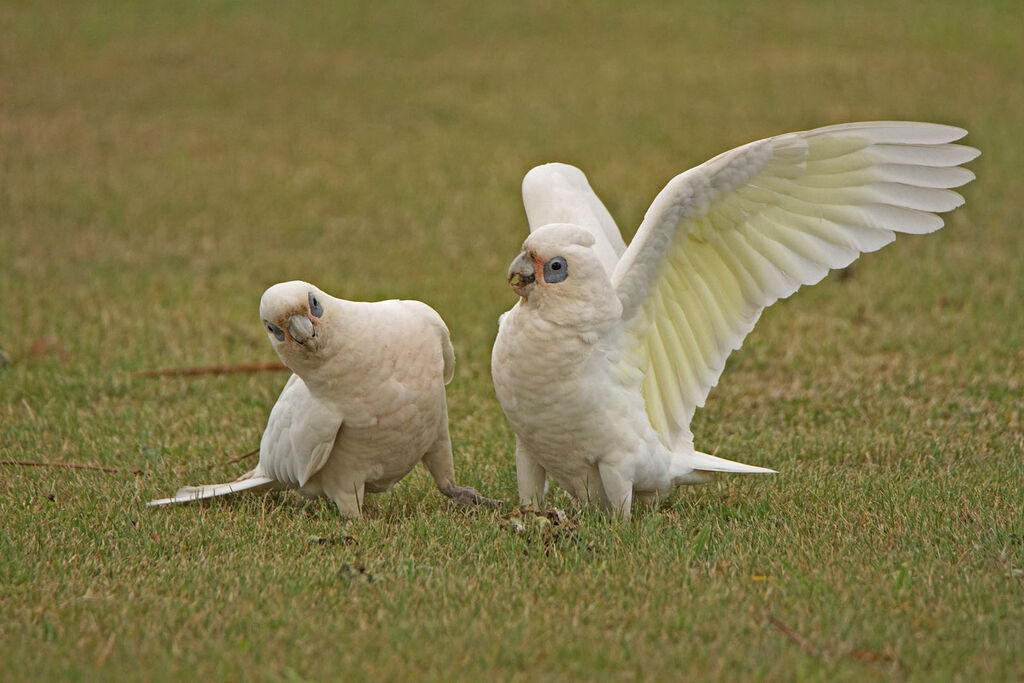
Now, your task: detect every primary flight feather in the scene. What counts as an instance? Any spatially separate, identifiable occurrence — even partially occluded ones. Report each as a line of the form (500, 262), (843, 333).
(491, 121), (978, 516)
(150, 280), (499, 517)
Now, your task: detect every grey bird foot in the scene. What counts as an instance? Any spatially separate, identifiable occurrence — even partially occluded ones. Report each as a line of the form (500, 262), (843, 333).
(441, 484), (504, 508)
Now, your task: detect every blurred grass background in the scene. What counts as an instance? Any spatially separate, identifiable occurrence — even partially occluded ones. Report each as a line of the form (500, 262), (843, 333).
(1, 0), (1021, 679)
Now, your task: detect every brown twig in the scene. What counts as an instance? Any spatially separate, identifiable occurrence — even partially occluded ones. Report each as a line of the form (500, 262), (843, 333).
(3, 447), (259, 479)
(133, 361), (287, 377)
(174, 448), (259, 475)
(767, 614), (907, 671)
(768, 615), (820, 658)
(0, 459), (144, 476)
(222, 447), (259, 466)
(849, 649), (907, 671)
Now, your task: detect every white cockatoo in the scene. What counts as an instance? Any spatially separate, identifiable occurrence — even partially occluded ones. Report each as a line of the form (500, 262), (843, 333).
(491, 122), (978, 516)
(150, 280), (499, 517)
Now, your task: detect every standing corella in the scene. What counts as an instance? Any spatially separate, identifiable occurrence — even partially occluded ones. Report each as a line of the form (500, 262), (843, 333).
(492, 122), (978, 517)
(150, 280), (499, 516)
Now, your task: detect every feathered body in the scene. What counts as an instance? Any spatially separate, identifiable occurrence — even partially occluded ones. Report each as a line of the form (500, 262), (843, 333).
(492, 122), (979, 515)
(262, 297), (454, 501)
(493, 298), (681, 504)
(151, 281), (495, 516)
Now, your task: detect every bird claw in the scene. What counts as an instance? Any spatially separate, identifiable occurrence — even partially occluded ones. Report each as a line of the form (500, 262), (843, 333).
(442, 485), (504, 508)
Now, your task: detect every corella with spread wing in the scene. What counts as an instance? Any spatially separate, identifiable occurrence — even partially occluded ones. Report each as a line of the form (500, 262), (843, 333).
(151, 280), (498, 516)
(492, 122), (978, 516)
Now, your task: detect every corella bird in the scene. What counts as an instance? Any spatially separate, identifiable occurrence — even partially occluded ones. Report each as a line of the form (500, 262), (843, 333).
(492, 122), (978, 516)
(151, 280), (498, 516)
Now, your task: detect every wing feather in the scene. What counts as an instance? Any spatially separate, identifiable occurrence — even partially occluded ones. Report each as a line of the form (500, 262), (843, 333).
(648, 310), (691, 435)
(805, 143), (979, 172)
(665, 273), (719, 373)
(796, 163), (974, 188)
(663, 296), (717, 396)
(522, 162), (626, 273)
(671, 253), (737, 356)
(611, 122), (978, 450)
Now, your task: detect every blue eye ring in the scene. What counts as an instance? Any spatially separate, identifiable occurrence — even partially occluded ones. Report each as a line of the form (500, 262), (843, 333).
(308, 293), (323, 318)
(266, 321), (286, 342)
(543, 256), (568, 284)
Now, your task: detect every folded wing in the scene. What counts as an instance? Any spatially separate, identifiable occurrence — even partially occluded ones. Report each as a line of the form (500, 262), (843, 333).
(610, 122), (979, 451)
(259, 373), (345, 487)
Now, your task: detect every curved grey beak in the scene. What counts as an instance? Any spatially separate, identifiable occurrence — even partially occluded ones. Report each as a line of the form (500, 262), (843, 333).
(288, 315), (315, 344)
(507, 251), (536, 297)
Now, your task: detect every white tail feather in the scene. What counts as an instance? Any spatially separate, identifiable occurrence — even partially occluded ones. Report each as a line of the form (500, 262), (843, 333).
(670, 450), (776, 485)
(147, 471), (277, 507)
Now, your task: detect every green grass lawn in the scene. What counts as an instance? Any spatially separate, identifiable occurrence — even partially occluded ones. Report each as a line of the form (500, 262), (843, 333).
(2, 1), (1021, 679)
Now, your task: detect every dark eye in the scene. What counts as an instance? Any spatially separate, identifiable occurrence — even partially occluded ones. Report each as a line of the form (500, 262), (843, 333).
(265, 321), (286, 341)
(543, 256), (568, 283)
(308, 293), (323, 318)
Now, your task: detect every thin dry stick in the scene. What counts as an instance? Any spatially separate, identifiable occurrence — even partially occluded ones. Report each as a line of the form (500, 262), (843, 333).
(0, 459), (144, 476)
(3, 447), (259, 479)
(769, 614), (907, 671)
(768, 615), (820, 658)
(134, 361), (287, 377)
(174, 448), (259, 475)
(848, 648), (907, 671)
(222, 447), (259, 466)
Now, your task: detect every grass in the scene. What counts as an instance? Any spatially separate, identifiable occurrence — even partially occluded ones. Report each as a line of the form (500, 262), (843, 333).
(1, 0), (1022, 679)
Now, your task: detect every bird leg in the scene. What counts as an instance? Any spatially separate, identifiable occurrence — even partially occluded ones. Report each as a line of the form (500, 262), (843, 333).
(515, 444), (548, 506)
(320, 477), (365, 518)
(598, 461), (633, 518)
(421, 433), (503, 509)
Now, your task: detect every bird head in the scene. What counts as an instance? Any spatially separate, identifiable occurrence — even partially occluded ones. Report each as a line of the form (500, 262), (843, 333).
(259, 281), (330, 360)
(507, 223), (621, 326)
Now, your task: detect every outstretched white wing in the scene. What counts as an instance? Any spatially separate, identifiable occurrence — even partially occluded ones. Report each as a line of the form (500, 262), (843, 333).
(522, 162), (627, 274)
(259, 373), (344, 487)
(611, 122), (979, 451)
